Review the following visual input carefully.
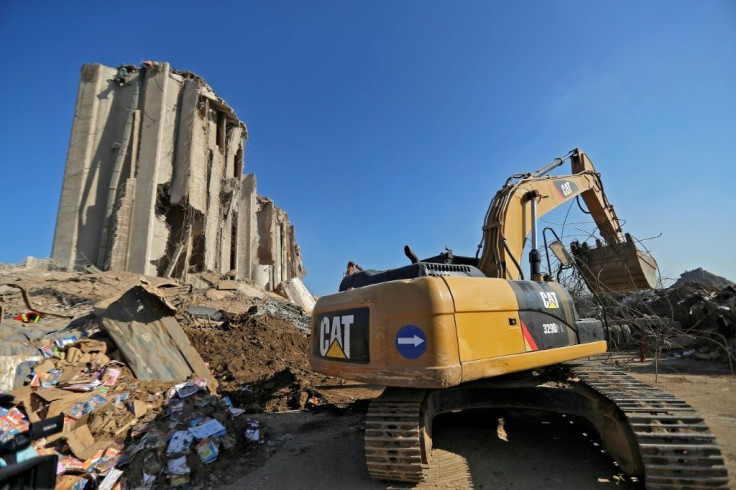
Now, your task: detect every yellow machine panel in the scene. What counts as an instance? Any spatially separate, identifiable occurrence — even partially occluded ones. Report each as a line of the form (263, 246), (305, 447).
(444, 277), (525, 362)
(311, 275), (607, 389)
(310, 277), (465, 388)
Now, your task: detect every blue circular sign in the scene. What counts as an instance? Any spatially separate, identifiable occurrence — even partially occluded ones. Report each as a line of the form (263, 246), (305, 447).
(395, 325), (427, 359)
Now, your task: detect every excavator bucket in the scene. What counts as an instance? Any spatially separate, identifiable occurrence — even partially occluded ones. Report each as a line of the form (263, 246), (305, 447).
(570, 234), (658, 294)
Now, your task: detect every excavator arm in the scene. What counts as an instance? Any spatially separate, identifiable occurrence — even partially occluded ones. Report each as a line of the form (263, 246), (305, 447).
(478, 149), (657, 292)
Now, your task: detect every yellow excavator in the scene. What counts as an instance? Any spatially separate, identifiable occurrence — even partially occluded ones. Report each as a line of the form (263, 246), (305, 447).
(310, 149), (728, 488)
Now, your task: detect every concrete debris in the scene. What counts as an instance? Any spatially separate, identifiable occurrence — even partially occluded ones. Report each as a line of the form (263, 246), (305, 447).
(3, 283), (74, 319)
(216, 280), (239, 291)
(671, 268), (734, 290)
(52, 62), (305, 292)
(19, 257), (67, 272)
(582, 269), (736, 362)
(0, 354), (259, 489)
(253, 299), (312, 334)
(275, 277), (316, 313)
(0, 260), (342, 488)
(185, 306), (226, 323)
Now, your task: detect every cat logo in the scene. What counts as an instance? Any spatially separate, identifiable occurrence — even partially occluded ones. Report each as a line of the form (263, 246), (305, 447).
(540, 291), (559, 309)
(554, 180), (577, 199)
(319, 314), (354, 359)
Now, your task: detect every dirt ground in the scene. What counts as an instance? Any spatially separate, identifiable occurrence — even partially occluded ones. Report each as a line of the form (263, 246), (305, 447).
(1, 265), (734, 488)
(225, 355), (735, 490)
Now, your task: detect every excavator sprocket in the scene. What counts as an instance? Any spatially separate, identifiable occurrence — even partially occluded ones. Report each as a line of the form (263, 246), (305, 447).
(363, 360), (730, 488)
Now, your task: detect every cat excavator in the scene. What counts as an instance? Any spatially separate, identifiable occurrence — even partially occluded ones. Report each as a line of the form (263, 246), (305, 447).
(309, 149), (728, 488)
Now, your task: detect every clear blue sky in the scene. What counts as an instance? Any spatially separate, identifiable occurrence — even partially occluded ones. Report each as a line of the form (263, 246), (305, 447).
(0, 1), (734, 296)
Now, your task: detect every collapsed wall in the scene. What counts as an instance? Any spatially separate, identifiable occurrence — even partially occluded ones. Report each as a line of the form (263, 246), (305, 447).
(52, 62), (304, 290)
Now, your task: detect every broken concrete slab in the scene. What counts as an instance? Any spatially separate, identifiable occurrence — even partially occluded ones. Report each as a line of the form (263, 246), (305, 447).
(216, 280), (239, 290)
(95, 283), (218, 392)
(186, 306), (225, 322)
(275, 278), (316, 313)
(237, 280), (266, 299)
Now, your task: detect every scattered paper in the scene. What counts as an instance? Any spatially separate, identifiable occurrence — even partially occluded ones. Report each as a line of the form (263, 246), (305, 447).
(98, 468), (124, 490)
(64, 380), (101, 392)
(169, 398), (184, 422)
(229, 407), (245, 417)
(55, 337), (78, 349)
(103, 368), (121, 387)
(40, 345), (55, 358)
(142, 472), (156, 487)
(56, 456), (85, 475)
(188, 418), (226, 440)
(174, 381), (200, 398)
(168, 456), (190, 487)
(68, 403), (86, 419)
(85, 394), (108, 414)
(167, 430), (194, 454)
(55, 474), (88, 490)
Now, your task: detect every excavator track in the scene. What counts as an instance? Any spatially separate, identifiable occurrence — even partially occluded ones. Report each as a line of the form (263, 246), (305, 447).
(364, 388), (430, 482)
(364, 360), (730, 488)
(572, 361), (729, 489)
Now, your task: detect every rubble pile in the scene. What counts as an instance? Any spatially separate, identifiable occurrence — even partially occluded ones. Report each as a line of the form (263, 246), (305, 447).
(579, 269), (736, 362)
(0, 261), (335, 489)
(184, 315), (316, 413)
(641, 281), (736, 361)
(670, 267), (734, 290)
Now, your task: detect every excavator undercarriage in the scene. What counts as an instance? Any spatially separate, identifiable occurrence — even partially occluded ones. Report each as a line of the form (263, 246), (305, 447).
(365, 358), (729, 488)
(310, 149), (728, 488)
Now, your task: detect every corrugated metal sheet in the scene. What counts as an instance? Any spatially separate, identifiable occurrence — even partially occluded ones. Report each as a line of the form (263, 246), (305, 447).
(0, 321), (88, 391)
(95, 284), (218, 392)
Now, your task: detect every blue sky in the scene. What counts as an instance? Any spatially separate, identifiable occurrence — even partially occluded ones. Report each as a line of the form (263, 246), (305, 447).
(0, 1), (734, 296)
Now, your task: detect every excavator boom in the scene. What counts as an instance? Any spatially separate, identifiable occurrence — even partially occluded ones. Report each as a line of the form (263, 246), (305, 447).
(478, 148), (658, 293)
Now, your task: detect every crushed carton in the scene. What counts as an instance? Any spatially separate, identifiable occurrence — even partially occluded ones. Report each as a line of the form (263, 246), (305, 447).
(195, 437), (219, 464)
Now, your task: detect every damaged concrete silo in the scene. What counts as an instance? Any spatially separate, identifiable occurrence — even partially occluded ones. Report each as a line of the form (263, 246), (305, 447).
(52, 62), (304, 290)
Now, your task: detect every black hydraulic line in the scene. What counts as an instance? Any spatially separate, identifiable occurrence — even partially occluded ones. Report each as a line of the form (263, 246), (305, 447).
(576, 195), (591, 215)
(502, 237), (524, 280)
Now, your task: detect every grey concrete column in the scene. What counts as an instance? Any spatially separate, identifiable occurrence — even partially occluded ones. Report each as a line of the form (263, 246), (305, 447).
(127, 63), (175, 275)
(237, 174), (257, 280)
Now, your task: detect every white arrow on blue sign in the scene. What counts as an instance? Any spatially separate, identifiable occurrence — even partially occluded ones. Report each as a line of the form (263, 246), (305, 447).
(395, 325), (427, 359)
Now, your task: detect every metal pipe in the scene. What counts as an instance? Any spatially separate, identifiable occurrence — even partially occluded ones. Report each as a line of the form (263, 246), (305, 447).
(530, 194), (538, 252)
(528, 191), (542, 280)
(530, 150), (575, 178)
